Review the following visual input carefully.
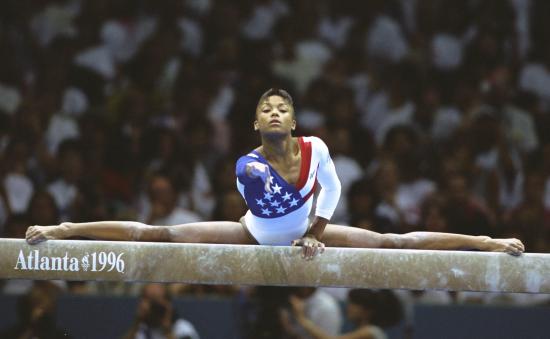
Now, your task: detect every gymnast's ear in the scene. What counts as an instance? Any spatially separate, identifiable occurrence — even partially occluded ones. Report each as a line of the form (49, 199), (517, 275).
(254, 120), (259, 131)
(291, 119), (296, 131)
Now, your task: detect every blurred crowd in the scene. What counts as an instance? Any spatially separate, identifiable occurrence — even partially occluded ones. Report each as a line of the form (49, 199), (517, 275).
(2, 0), (550, 247)
(1, 0), (550, 336)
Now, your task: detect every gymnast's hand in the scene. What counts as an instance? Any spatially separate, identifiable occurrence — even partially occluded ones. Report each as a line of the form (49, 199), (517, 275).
(25, 224), (64, 244)
(483, 237), (525, 256)
(292, 234), (325, 260)
(246, 161), (273, 193)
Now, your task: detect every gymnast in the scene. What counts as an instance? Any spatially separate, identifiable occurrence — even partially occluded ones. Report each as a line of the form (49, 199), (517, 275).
(25, 88), (525, 259)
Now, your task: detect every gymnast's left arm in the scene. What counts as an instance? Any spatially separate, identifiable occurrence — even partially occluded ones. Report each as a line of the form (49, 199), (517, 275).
(292, 138), (341, 259)
(312, 139), (341, 230)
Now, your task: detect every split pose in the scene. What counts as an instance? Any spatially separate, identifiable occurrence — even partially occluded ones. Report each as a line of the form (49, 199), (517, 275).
(26, 89), (525, 259)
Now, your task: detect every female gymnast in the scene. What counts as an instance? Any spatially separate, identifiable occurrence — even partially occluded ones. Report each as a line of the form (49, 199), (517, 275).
(25, 88), (525, 259)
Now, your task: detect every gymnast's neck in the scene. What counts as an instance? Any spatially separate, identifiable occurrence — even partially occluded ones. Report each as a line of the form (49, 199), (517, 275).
(258, 134), (299, 162)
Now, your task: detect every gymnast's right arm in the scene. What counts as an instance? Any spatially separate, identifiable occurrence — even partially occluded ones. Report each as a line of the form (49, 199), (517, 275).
(236, 156), (273, 193)
(25, 221), (171, 244)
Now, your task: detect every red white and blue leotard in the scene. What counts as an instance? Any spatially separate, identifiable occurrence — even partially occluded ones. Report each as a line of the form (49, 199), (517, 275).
(236, 136), (341, 245)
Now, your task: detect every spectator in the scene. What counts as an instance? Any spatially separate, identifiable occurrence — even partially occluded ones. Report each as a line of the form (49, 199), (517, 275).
(124, 283), (200, 339)
(1, 0), (550, 308)
(138, 174), (201, 225)
(47, 139), (84, 221)
(347, 177), (392, 233)
(420, 193), (450, 233)
(3, 213), (31, 239)
(213, 190), (247, 222)
(2, 138), (35, 217)
(27, 190), (60, 227)
(325, 126), (364, 224)
(285, 287), (343, 338)
(442, 172), (495, 236)
(243, 286), (292, 339)
(361, 65), (416, 145)
(372, 154), (435, 232)
(503, 171), (549, 252)
(0, 282), (70, 339)
(290, 289), (403, 339)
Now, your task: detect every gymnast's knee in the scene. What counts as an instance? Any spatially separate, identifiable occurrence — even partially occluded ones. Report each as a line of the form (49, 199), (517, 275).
(379, 233), (413, 249)
(165, 225), (200, 243)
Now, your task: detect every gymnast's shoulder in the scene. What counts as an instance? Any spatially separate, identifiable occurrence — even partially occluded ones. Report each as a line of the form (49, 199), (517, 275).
(300, 135), (331, 157)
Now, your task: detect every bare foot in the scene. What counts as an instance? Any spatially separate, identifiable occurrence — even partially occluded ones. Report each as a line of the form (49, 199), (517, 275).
(484, 238), (525, 256)
(25, 225), (64, 244)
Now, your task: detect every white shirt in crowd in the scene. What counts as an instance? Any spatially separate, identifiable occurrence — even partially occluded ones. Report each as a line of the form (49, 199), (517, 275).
(134, 319), (200, 339)
(303, 289), (343, 337)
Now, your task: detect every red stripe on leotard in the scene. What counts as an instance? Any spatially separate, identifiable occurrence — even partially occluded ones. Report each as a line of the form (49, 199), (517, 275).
(302, 171), (318, 201)
(296, 137), (312, 190)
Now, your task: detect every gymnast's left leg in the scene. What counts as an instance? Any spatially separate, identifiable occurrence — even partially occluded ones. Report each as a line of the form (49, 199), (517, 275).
(321, 225), (525, 255)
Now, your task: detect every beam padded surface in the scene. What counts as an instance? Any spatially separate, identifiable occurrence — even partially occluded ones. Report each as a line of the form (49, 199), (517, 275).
(1, 239), (549, 293)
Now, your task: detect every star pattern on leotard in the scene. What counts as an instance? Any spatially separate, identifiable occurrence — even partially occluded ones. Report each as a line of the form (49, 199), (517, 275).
(272, 183), (282, 194)
(276, 206), (287, 214)
(244, 157), (312, 219)
(289, 198), (299, 207)
(253, 185), (304, 218)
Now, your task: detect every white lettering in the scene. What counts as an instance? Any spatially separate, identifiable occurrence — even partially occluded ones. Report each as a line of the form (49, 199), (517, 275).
(51, 257), (62, 271)
(33, 250), (39, 270)
(14, 250), (27, 270)
(14, 250), (122, 273)
(69, 257), (79, 271)
(27, 251), (34, 270)
(63, 253), (69, 271)
(39, 256), (50, 270)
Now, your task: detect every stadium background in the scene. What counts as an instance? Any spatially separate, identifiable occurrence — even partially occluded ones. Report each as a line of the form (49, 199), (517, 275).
(0, 0), (549, 338)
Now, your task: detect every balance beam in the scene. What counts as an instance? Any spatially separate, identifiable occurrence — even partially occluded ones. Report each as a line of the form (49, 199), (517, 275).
(1, 239), (549, 293)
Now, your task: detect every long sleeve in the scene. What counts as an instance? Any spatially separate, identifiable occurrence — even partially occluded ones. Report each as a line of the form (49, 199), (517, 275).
(314, 138), (341, 220)
(235, 155), (254, 185)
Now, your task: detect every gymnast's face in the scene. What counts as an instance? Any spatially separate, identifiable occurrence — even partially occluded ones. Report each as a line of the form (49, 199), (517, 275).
(254, 95), (296, 136)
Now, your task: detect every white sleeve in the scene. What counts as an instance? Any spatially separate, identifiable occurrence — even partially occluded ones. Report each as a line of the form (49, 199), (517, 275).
(314, 138), (341, 220)
(173, 319), (200, 339)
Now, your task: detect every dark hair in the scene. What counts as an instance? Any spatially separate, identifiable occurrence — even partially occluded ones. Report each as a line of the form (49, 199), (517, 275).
(145, 300), (169, 327)
(347, 289), (403, 328)
(257, 88), (294, 107)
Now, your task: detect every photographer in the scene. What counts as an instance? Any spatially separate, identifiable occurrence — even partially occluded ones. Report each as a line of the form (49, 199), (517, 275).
(124, 283), (199, 339)
(0, 281), (70, 339)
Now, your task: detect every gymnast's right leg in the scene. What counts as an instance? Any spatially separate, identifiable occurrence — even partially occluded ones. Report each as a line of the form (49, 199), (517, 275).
(166, 221), (257, 244)
(25, 221), (257, 245)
